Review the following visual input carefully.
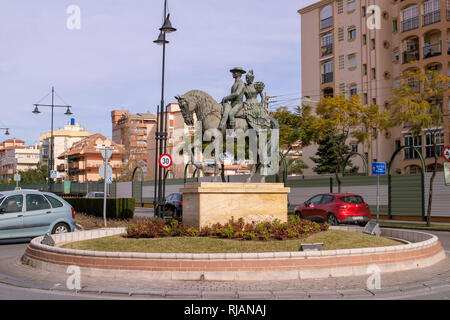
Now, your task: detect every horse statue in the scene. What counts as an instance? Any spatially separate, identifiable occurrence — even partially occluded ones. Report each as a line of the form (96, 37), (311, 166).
(175, 89), (279, 182)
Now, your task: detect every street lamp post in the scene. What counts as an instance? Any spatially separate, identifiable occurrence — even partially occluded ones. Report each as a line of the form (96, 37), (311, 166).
(153, 0), (176, 218)
(0, 128), (10, 136)
(33, 87), (73, 191)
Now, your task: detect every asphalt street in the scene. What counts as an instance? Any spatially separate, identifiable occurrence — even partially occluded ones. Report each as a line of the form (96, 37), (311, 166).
(1, 229), (450, 300)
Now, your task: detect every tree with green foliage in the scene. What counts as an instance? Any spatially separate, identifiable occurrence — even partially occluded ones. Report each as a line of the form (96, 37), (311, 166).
(271, 105), (317, 179)
(312, 94), (390, 192)
(311, 130), (359, 175)
(13, 163), (49, 184)
(390, 68), (449, 226)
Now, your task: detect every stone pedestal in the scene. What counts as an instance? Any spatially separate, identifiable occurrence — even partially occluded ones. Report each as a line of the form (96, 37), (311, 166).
(180, 182), (290, 229)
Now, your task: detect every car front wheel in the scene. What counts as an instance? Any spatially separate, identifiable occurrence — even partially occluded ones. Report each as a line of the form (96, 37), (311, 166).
(295, 211), (303, 219)
(327, 214), (339, 226)
(52, 223), (70, 234)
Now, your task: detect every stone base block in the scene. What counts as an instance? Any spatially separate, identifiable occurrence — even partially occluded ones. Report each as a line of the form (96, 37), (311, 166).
(180, 182), (290, 229)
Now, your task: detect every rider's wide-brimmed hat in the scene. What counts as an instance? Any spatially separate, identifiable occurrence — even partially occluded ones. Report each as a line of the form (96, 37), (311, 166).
(229, 67), (246, 74)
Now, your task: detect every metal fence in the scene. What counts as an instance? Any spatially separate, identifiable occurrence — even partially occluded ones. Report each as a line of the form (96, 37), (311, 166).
(1, 172), (448, 217)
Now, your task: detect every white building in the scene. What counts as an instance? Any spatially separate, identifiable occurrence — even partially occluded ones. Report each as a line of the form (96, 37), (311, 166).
(0, 145), (40, 181)
(39, 119), (92, 181)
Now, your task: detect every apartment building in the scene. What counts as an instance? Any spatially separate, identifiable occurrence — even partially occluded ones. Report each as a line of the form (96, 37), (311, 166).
(0, 139), (40, 181)
(40, 119), (92, 181)
(57, 133), (125, 183)
(298, 0), (449, 175)
(147, 103), (196, 179)
(111, 110), (157, 167)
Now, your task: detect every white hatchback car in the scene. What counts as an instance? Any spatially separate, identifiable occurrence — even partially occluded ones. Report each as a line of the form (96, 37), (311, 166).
(0, 189), (76, 240)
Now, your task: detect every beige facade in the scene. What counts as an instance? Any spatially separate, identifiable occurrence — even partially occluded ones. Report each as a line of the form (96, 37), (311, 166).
(57, 133), (125, 183)
(111, 110), (157, 168)
(40, 120), (92, 181)
(0, 139), (40, 181)
(147, 103), (196, 179)
(299, 0), (450, 175)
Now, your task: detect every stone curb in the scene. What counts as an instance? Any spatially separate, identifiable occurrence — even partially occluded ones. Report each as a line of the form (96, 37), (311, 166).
(28, 227), (440, 260)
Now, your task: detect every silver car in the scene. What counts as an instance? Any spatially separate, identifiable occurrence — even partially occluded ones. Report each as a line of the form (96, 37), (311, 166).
(0, 189), (76, 240)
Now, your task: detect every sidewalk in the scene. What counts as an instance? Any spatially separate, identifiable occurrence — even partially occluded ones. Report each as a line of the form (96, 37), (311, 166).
(2, 251), (450, 299)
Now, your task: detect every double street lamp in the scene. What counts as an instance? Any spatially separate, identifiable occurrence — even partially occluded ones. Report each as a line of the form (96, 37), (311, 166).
(153, 0), (177, 218)
(33, 87), (73, 191)
(0, 128), (10, 136)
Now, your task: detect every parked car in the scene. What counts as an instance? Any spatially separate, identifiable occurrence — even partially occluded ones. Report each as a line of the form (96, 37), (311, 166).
(294, 193), (371, 226)
(84, 192), (109, 198)
(0, 189), (76, 240)
(161, 193), (183, 218)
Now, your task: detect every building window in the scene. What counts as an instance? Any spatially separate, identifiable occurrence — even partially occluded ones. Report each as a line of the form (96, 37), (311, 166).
(339, 83), (346, 94)
(362, 6), (366, 16)
(348, 54), (357, 68)
(351, 143), (358, 153)
(338, 0), (344, 14)
(370, 38), (375, 50)
(422, 0), (440, 26)
(349, 84), (358, 96)
(347, 0), (356, 12)
(348, 28), (357, 40)
(362, 34), (366, 45)
(372, 98), (377, 105)
(363, 93), (368, 104)
(372, 68), (376, 79)
(404, 135), (422, 159)
(393, 49), (399, 62)
(320, 5), (333, 29)
(393, 19), (398, 32)
(363, 64), (367, 75)
(425, 132), (444, 158)
(321, 32), (333, 56)
(321, 60), (334, 83)
(339, 55), (345, 69)
(401, 5), (419, 32)
(338, 27), (344, 41)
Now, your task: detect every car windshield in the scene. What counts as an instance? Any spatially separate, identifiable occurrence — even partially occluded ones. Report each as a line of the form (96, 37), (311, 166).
(340, 196), (364, 204)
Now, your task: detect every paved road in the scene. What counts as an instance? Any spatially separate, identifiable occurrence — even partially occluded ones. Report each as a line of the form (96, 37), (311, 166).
(134, 207), (155, 218)
(1, 229), (450, 300)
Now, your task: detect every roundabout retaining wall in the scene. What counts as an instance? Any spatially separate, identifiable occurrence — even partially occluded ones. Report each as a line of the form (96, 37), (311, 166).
(22, 226), (446, 281)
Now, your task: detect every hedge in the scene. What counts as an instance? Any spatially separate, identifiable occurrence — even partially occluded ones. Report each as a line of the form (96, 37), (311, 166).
(63, 197), (135, 219)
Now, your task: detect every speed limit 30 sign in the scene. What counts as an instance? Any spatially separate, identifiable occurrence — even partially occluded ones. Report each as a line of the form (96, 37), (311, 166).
(443, 146), (450, 162)
(159, 154), (173, 168)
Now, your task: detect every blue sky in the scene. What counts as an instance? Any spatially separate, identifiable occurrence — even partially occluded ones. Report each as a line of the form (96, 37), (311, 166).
(0, 0), (316, 145)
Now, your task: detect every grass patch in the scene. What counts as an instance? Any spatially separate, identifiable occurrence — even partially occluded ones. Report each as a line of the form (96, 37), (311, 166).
(62, 230), (402, 253)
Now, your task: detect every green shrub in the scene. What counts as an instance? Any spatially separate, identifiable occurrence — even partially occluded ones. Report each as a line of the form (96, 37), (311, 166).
(64, 197), (135, 219)
(125, 216), (329, 241)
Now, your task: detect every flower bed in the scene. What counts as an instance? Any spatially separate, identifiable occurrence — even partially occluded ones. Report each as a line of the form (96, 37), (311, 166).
(126, 215), (329, 241)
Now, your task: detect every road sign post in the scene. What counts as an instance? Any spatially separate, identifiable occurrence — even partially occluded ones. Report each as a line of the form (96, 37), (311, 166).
(443, 146), (450, 162)
(372, 162), (386, 223)
(97, 145), (114, 227)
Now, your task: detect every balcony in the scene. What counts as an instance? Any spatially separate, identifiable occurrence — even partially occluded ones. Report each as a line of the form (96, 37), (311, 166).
(403, 49), (420, 63)
(447, 9), (450, 21)
(321, 43), (333, 56)
(401, 17), (419, 32)
(321, 72), (333, 84)
(57, 164), (65, 172)
(422, 10), (440, 26)
(320, 17), (333, 29)
(407, 79), (421, 92)
(423, 42), (442, 58)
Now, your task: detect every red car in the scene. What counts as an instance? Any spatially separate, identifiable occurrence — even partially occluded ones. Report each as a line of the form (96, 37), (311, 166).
(294, 193), (371, 226)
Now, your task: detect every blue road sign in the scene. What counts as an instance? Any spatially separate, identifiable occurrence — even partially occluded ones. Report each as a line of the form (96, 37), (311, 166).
(371, 162), (386, 175)
(50, 170), (58, 179)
